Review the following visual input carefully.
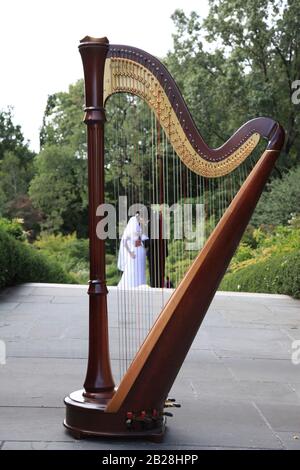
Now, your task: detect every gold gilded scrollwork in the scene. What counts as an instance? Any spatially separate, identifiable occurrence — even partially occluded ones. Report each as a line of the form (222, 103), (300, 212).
(103, 58), (260, 177)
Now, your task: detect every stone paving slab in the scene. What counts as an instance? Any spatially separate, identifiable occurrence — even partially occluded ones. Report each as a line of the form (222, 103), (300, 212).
(1, 440), (228, 450)
(0, 283), (299, 450)
(275, 432), (300, 450)
(254, 403), (300, 432)
(4, 338), (88, 359)
(223, 357), (300, 383)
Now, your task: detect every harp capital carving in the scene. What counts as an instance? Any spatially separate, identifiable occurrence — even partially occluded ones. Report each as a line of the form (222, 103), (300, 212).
(80, 36), (109, 45)
(79, 37), (109, 114)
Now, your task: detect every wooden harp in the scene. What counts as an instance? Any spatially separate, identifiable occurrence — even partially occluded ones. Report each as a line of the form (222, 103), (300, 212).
(64, 36), (285, 440)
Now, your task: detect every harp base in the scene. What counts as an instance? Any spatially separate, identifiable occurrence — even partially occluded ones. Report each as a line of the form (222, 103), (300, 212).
(64, 389), (166, 442)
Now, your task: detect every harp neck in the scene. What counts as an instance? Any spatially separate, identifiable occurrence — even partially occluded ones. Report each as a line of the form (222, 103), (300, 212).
(103, 44), (283, 177)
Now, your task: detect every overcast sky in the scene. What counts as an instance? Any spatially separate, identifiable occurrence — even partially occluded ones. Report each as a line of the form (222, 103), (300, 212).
(0, 0), (209, 152)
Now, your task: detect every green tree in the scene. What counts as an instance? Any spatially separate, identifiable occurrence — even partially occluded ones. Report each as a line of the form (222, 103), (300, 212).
(0, 152), (33, 202)
(0, 108), (35, 218)
(40, 80), (86, 152)
(167, 0), (300, 167)
(252, 165), (300, 225)
(29, 145), (88, 235)
(32, 81), (88, 235)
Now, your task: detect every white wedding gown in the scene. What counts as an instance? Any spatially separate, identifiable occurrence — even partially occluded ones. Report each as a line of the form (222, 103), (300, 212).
(118, 216), (148, 288)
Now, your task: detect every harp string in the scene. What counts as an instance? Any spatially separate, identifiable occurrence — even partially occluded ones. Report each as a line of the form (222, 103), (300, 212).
(105, 93), (260, 384)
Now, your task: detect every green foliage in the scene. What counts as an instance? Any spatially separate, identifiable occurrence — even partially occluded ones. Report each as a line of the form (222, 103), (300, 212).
(0, 226), (73, 288)
(29, 81), (89, 235)
(0, 107), (34, 162)
(29, 145), (88, 235)
(252, 165), (300, 226)
(231, 242), (254, 265)
(26, 1), (300, 238)
(221, 249), (300, 299)
(0, 108), (36, 221)
(167, 0), (300, 167)
(104, 94), (154, 208)
(0, 152), (32, 202)
(0, 217), (25, 241)
(221, 223), (300, 298)
(33, 233), (121, 285)
(33, 233), (89, 283)
(229, 224), (300, 272)
(106, 253), (121, 286)
(1, 1), (299, 297)
(40, 81), (86, 152)
(4, 195), (43, 236)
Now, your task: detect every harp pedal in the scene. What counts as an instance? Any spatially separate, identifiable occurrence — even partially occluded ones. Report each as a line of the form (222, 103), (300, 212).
(125, 411), (134, 429)
(164, 398), (181, 408)
(125, 410), (163, 430)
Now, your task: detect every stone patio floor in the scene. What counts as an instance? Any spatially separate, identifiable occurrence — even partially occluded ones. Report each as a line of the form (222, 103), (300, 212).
(0, 283), (299, 450)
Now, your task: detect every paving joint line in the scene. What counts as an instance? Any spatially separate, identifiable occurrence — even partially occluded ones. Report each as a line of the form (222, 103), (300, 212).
(251, 401), (286, 450)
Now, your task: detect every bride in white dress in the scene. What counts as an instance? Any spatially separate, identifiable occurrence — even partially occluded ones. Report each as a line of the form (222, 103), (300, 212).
(117, 212), (148, 288)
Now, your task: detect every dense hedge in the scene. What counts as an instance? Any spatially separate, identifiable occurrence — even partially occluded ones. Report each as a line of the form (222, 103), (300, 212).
(0, 226), (73, 288)
(220, 249), (300, 299)
(252, 166), (300, 226)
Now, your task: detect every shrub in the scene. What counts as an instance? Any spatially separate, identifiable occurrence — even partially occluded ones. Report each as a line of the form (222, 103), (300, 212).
(0, 226), (73, 288)
(221, 249), (300, 299)
(0, 217), (25, 241)
(228, 224), (300, 273)
(252, 165), (300, 226)
(33, 232), (89, 283)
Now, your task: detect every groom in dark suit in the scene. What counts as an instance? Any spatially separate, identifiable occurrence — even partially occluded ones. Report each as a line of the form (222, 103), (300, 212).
(144, 207), (168, 288)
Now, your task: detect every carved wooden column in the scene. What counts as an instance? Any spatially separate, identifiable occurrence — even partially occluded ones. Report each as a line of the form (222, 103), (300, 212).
(79, 36), (115, 400)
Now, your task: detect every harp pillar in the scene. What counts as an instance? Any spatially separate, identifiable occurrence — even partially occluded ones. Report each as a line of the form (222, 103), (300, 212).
(79, 36), (115, 400)
(64, 36), (115, 438)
